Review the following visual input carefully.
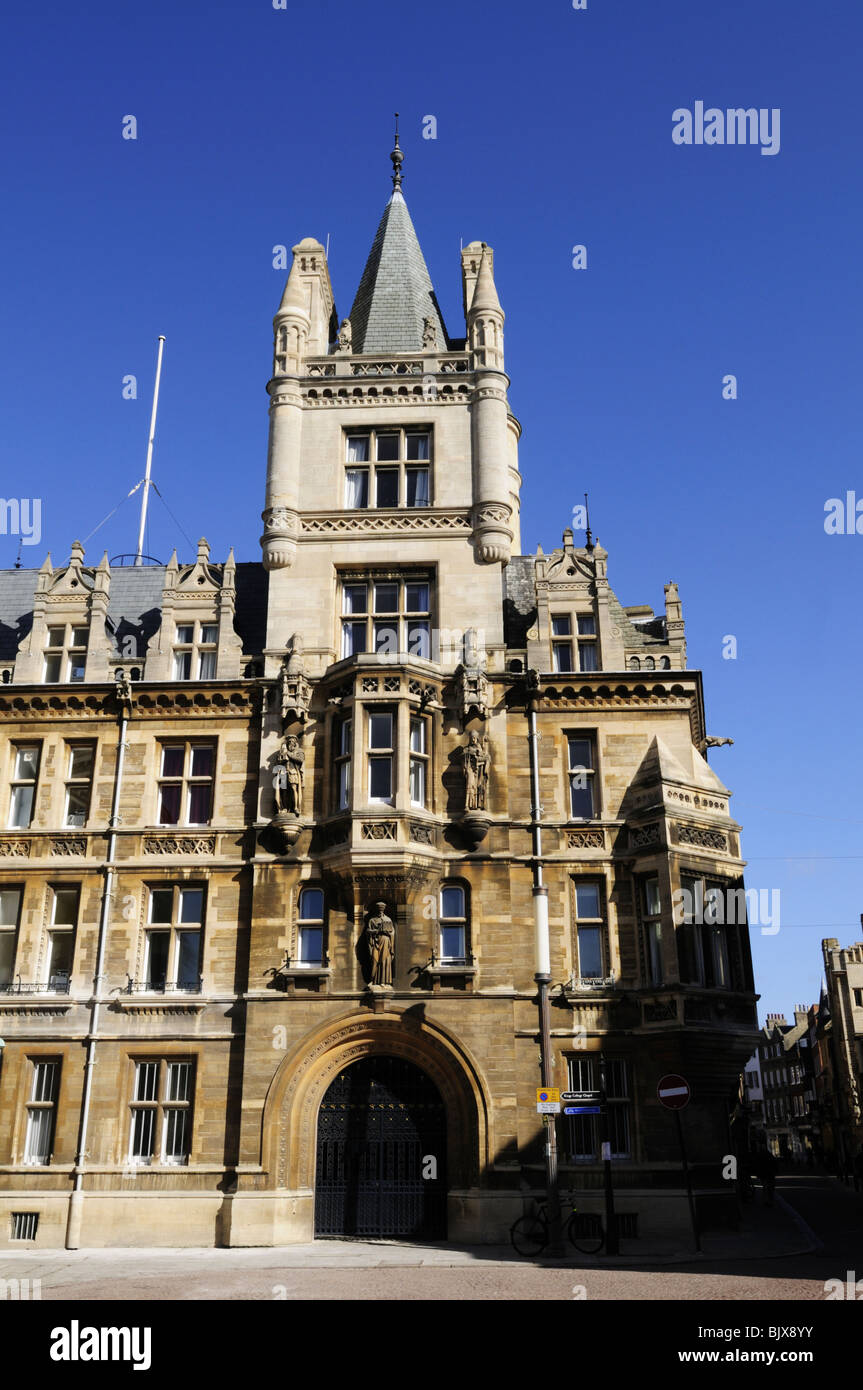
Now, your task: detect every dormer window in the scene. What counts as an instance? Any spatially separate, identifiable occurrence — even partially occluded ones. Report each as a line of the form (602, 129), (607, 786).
(44, 625), (88, 683)
(344, 428), (431, 509)
(173, 622), (218, 680)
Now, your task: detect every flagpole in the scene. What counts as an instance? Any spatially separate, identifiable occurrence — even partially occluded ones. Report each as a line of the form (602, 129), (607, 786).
(135, 336), (166, 565)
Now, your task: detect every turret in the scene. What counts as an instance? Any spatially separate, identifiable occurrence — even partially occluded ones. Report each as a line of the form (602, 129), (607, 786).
(465, 244), (513, 564)
(261, 240), (336, 571)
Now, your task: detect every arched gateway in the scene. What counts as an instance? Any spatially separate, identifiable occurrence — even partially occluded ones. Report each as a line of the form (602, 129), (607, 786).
(315, 1055), (446, 1239)
(260, 1012), (491, 1243)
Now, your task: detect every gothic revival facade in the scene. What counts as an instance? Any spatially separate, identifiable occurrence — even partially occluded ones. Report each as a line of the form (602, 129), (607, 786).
(0, 144), (758, 1248)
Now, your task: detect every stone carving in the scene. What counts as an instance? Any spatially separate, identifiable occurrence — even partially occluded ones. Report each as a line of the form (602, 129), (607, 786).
(362, 678), (379, 693)
(50, 837), (86, 857)
(409, 822), (435, 845)
(361, 821), (397, 841)
(676, 824), (728, 851)
(364, 902), (395, 986)
(697, 736), (734, 752)
(301, 512), (470, 535)
(144, 835), (216, 855)
(629, 823), (661, 850)
(273, 734), (305, 816)
(278, 634), (312, 726)
(0, 839), (31, 857)
(337, 318), (352, 352)
(643, 1001), (678, 1024)
(457, 628), (490, 723)
(114, 671), (132, 705)
(422, 316), (438, 350)
(460, 731), (490, 811)
(565, 829), (605, 850)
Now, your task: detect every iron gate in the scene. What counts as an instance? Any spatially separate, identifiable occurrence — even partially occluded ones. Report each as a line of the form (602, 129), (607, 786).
(314, 1055), (447, 1239)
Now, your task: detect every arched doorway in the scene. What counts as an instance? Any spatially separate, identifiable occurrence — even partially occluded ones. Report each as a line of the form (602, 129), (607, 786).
(314, 1055), (447, 1239)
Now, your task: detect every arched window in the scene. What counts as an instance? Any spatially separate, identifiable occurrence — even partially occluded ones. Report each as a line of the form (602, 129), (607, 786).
(297, 887), (325, 965)
(627, 656), (640, 670)
(659, 656), (670, 670)
(642, 656), (655, 671)
(439, 884), (468, 963)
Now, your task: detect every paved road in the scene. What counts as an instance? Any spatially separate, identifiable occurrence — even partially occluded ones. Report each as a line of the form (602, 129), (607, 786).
(1, 1175), (859, 1300)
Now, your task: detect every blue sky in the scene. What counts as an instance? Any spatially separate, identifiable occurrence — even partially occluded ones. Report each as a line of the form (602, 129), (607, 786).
(1, 0), (861, 1019)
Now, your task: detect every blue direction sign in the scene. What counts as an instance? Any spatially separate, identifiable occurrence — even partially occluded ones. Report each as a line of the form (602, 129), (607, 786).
(563, 1105), (601, 1116)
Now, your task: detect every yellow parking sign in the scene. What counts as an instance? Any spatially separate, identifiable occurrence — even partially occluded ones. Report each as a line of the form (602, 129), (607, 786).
(536, 1088), (560, 1103)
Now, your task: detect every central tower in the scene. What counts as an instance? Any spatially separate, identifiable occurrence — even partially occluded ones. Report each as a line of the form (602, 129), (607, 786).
(259, 128), (522, 683)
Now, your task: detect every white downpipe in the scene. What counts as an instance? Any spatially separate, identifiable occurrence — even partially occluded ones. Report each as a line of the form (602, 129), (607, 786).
(65, 713), (128, 1249)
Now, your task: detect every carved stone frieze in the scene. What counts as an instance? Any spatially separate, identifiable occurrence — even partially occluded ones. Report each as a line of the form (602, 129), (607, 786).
(629, 823), (661, 850)
(50, 837), (86, 857)
(0, 839), (31, 857)
(361, 822), (397, 841)
(143, 834), (216, 855)
(675, 824), (728, 852)
(565, 829), (605, 850)
(301, 511), (471, 535)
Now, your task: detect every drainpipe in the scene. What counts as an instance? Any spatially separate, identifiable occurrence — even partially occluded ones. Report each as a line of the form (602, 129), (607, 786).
(65, 686), (130, 1248)
(525, 669), (563, 1253)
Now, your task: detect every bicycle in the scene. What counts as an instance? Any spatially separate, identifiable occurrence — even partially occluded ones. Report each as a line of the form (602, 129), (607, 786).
(510, 1200), (606, 1257)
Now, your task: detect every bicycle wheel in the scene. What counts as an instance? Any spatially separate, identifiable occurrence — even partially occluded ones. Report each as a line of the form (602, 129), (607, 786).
(510, 1213), (549, 1257)
(568, 1211), (604, 1255)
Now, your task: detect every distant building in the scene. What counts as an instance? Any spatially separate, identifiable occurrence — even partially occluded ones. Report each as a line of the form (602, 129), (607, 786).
(822, 938), (863, 1166)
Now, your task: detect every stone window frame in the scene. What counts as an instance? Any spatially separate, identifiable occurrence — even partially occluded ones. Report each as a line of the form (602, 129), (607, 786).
(22, 1057), (62, 1166)
(8, 741), (42, 830)
(343, 425), (433, 511)
(155, 740), (217, 828)
(438, 880), (471, 964)
(294, 884), (327, 967)
(63, 739), (97, 829)
(43, 882), (80, 991)
(0, 883), (23, 989)
(126, 1055), (197, 1167)
(562, 728), (600, 821)
(570, 873), (610, 983)
(43, 622), (89, 684)
(172, 619), (219, 681)
(338, 570), (433, 663)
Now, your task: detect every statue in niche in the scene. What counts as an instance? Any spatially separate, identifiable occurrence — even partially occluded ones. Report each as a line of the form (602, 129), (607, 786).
(278, 633), (311, 726)
(364, 901), (395, 986)
(458, 627), (490, 722)
(337, 318), (352, 352)
(273, 733), (305, 816)
(460, 730), (490, 811)
(422, 315), (438, 350)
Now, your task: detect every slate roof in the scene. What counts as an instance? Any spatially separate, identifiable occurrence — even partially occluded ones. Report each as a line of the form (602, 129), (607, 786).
(348, 190), (449, 355)
(0, 561), (270, 662)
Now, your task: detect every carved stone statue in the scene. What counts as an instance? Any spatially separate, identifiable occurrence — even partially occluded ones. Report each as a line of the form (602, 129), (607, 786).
(422, 315), (438, 350)
(278, 633), (312, 726)
(457, 627), (490, 722)
(273, 734), (304, 816)
(114, 670), (132, 704)
(364, 901), (395, 986)
(460, 730), (490, 811)
(337, 318), (352, 352)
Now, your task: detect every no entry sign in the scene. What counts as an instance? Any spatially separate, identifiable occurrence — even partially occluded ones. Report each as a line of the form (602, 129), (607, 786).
(657, 1074), (691, 1110)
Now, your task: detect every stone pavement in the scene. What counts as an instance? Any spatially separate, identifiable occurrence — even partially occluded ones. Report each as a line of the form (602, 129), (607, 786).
(0, 1183), (819, 1297)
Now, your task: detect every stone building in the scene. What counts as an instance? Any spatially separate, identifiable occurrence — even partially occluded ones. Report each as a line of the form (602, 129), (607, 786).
(0, 140), (758, 1249)
(744, 1010), (816, 1161)
(822, 937), (863, 1167)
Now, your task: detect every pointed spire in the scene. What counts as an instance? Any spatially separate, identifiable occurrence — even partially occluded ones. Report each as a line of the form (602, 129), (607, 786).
(277, 258), (310, 318)
(390, 112), (404, 191)
(470, 246), (503, 315)
(348, 167), (447, 354)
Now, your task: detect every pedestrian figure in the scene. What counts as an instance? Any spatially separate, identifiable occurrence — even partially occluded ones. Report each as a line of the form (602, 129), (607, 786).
(754, 1149), (777, 1206)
